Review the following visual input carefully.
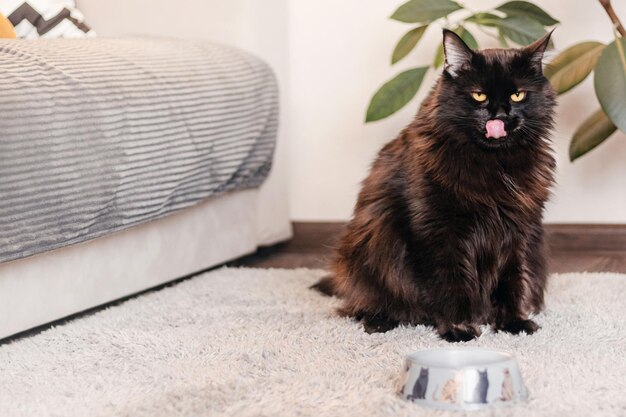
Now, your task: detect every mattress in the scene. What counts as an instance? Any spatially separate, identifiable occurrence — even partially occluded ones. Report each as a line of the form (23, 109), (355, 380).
(0, 36), (278, 263)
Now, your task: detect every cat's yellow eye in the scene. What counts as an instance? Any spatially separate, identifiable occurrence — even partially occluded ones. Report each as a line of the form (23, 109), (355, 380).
(471, 92), (487, 102)
(510, 91), (526, 102)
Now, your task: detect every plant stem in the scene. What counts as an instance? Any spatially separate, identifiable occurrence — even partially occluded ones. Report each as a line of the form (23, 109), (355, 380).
(599, 0), (626, 37)
(614, 28), (626, 75)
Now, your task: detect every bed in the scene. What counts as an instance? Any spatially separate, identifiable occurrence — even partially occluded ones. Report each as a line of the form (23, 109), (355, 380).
(0, 37), (292, 339)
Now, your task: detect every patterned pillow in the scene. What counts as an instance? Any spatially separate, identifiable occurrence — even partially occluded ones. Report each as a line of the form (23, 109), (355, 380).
(0, 0), (95, 39)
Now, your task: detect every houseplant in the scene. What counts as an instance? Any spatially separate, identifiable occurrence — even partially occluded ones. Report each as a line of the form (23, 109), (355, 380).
(545, 0), (625, 160)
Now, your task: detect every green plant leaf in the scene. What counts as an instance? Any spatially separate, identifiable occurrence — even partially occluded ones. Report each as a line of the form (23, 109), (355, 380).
(392, 25), (428, 64)
(495, 1), (559, 26)
(544, 42), (605, 95)
(498, 31), (510, 47)
(594, 37), (626, 131)
(391, 0), (462, 24)
(465, 12), (503, 27)
(434, 44), (445, 68)
(457, 26), (478, 49)
(433, 26), (478, 68)
(496, 15), (547, 45)
(366, 67), (429, 122)
(569, 109), (617, 161)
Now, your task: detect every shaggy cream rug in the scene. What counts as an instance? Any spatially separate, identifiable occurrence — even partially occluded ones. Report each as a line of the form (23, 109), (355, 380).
(0, 268), (625, 417)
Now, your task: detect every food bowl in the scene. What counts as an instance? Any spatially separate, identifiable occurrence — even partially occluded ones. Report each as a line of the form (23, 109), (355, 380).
(398, 348), (527, 410)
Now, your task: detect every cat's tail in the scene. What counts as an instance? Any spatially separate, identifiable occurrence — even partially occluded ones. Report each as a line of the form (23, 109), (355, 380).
(309, 276), (337, 297)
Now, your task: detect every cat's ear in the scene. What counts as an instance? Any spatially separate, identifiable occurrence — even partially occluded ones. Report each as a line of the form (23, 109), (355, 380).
(524, 29), (554, 72)
(442, 29), (473, 77)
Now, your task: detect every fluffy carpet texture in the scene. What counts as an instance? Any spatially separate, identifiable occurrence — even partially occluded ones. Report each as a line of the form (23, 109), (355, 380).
(1, 268), (625, 417)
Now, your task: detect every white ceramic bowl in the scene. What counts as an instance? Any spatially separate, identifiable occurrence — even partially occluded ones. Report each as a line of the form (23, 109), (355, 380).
(398, 348), (528, 410)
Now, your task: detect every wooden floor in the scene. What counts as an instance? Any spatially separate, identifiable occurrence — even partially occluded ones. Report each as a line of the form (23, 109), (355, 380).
(232, 223), (626, 273)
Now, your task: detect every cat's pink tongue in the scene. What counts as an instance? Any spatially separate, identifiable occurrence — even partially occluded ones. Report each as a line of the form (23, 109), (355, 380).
(485, 119), (507, 139)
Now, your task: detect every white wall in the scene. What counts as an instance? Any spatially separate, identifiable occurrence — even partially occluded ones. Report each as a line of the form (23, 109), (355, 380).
(288, 0), (626, 223)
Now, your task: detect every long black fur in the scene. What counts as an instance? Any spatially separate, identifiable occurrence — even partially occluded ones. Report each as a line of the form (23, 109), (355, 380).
(313, 30), (557, 342)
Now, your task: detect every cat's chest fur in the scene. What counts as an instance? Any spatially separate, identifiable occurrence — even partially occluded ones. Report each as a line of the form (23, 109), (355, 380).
(414, 178), (522, 254)
(397, 202), (514, 322)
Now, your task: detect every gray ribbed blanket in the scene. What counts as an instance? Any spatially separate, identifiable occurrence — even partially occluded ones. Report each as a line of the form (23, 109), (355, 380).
(0, 37), (278, 263)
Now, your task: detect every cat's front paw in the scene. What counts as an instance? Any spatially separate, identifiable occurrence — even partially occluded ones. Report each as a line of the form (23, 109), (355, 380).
(438, 323), (481, 343)
(361, 314), (400, 334)
(499, 319), (540, 335)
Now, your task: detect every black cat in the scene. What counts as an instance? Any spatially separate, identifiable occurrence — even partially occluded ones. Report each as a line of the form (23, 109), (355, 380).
(470, 369), (490, 404)
(407, 367), (429, 400)
(313, 29), (556, 342)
